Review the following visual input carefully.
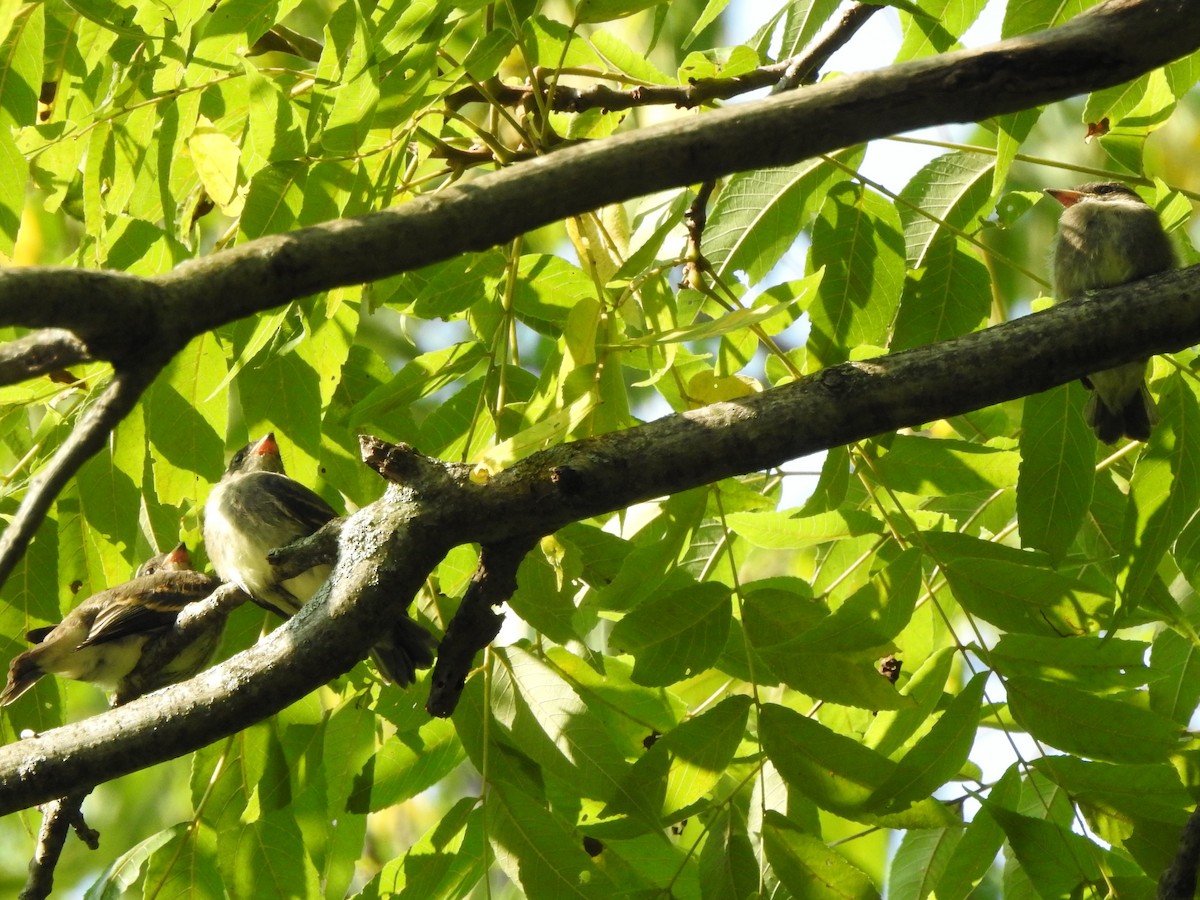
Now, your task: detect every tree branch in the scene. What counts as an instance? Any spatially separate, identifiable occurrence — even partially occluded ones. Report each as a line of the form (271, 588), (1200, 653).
(1, 264), (1199, 812)
(0, 330), (96, 385)
(0, 365), (166, 586)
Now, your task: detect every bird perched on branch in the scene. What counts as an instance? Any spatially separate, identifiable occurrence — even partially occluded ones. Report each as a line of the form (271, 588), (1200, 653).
(1, 544), (222, 706)
(1046, 181), (1176, 443)
(203, 433), (434, 687)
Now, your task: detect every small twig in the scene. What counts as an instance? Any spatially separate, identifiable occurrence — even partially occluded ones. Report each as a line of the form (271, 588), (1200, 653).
(20, 789), (96, 900)
(681, 180), (717, 290)
(446, 3), (881, 115)
(774, 3), (881, 93)
(358, 435), (472, 490)
(427, 535), (539, 717)
(266, 520), (344, 583)
(0, 365), (165, 589)
(0, 330), (96, 385)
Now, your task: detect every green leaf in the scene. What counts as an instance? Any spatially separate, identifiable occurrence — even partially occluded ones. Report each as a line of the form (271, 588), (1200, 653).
(1149, 625), (1200, 724)
(1034, 756), (1191, 826)
(760, 703), (896, 816)
(870, 435), (1018, 495)
(238, 348), (324, 471)
(493, 647), (658, 828)
(192, 0), (299, 73)
(864, 646), (956, 758)
(697, 809), (759, 900)
(143, 822), (224, 900)
(868, 673), (985, 811)
(682, 0), (733, 48)
(887, 828), (962, 900)
(990, 634), (1152, 691)
(606, 694), (750, 821)
(763, 811), (881, 899)
(488, 780), (616, 899)
(1017, 382), (1095, 560)
(146, 334), (229, 506)
(777, 0), (843, 57)
(991, 110), (1041, 199)
(794, 548), (922, 651)
(891, 234), (991, 350)
(588, 28), (672, 83)
(1120, 375), (1200, 618)
(61, 0), (147, 39)
(725, 508), (883, 550)
(512, 254), (596, 333)
(240, 162), (308, 239)
(805, 183), (906, 367)
(928, 532), (1112, 635)
(508, 548), (589, 645)
(361, 799), (487, 898)
(0, 3), (42, 128)
(353, 717), (465, 812)
(622, 278), (820, 348)
(575, 0), (661, 23)
(707, 151), (860, 285)
(317, 4), (379, 154)
(220, 808), (321, 900)
(243, 59), (307, 173)
(1005, 676), (1184, 764)
(895, 0), (988, 59)
(985, 803), (1102, 899)
(609, 580), (731, 686)
(348, 341), (487, 428)
(896, 150), (994, 267)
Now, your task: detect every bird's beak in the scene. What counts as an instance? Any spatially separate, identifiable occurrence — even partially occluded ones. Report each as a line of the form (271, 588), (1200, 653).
(1045, 188), (1084, 208)
(255, 432), (279, 456)
(165, 543), (190, 567)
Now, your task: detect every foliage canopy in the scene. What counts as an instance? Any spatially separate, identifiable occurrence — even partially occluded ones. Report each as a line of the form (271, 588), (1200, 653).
(1, 0), (1200, 898)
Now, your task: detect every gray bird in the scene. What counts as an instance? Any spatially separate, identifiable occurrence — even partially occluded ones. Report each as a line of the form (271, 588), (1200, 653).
(1, 544), (222, 705)
(1046, 181), (1176, 443)
(203, 433), (434, 686)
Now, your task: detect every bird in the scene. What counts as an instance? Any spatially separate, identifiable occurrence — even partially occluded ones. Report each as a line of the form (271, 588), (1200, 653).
(203, 433), (434, 687)
(1, 544), (222, 706)
(1046, 181), (1176, 443)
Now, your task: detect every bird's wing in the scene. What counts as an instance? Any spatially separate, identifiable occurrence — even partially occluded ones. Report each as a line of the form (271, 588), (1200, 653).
(25, 625), (55, 644)
(80, 573), (219, 647)
(253, 472), (339, 534)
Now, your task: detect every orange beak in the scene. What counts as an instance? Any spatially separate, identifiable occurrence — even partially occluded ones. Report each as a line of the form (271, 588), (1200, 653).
(255, 432), (279, 456)
(1045, 188), (1084, 208)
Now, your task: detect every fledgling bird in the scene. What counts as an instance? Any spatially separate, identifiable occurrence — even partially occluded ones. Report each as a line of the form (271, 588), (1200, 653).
(1, 544), (222, 706)
(1046, 181), (1176, 443)
(203, 433), (434, 687)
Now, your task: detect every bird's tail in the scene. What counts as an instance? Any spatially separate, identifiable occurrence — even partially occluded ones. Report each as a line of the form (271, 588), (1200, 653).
(1086, 382), (1157, 444)
(370, 617), (437, 688)
(1, 650), (45, 706)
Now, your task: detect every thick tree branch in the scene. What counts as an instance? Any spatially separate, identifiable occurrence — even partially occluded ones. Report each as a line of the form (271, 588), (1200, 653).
(1, 265), (1199, 813)
(0, 0), (1195, 590)
(1, 0), (1194, 343)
